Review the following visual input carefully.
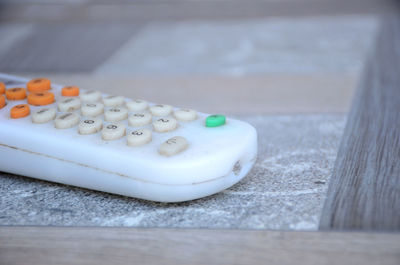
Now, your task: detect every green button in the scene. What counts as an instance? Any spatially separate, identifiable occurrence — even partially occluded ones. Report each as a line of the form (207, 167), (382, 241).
(206, 114), (226, 127)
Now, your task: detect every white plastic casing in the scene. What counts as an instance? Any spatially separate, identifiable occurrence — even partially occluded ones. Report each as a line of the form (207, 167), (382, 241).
(0, 73), (257, 202)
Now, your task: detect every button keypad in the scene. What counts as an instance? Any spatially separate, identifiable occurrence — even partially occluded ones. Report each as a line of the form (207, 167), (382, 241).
(128, 112), (152, 127)
(32, 108), (56, 124)
(153, 117), (178, 133)
(102, 123), (126, 141)
(127, 129), (152, 146)
(79, 117), (103, 135)
(150, 104), (172, 116)
(58, 97), (81, 112)
(127, 99), (148, 112)
(158, 136), (188, 156)
(55, 113), (79, 129)
(80, 90), (102, 102)
(81, 102), (104, 117)
(102, 95), (125, 107)
(174, 109), (197, 122)
(104, 107), (128, 122)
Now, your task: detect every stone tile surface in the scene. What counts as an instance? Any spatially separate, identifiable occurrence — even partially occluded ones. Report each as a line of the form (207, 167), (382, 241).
(96, 16), (378, 76)
(0, 114), (345, 230)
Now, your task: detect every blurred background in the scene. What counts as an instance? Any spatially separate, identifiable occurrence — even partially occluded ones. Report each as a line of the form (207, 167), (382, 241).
(1, 0), (400, 230)
(1, 0), (398, 115)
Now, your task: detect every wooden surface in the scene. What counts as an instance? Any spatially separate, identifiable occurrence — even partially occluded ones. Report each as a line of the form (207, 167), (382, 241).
(320, 17), (400, 230)
(0, 227), (399, 265)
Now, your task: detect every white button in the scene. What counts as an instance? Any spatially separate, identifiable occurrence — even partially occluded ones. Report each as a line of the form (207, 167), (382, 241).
(58, 97), (81, 112)
(158, 136), (188, 156)
(102, 123), (126, 141)
(55, 113), (79, 129)
(153, 117), (178, 132)
(104, 107), (128, 122)
(102, 95), (125, 107)
(127, 99), (148, 112)
(79, 117), (103, 135)
(150, 104), (172, 116)
(174, 109), (197, 121)
(128, 112), (152, 127)
(32, 108), (56, 124)
(127, 128), (152, 146)
(81, 102), (104, 117)
(80, 90), (102, 102)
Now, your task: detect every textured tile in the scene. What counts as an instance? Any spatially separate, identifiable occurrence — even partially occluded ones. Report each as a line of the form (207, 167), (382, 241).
(96, 16), (378, 76)
(0, 114), (345, 229)
(0, 23), (140, 72)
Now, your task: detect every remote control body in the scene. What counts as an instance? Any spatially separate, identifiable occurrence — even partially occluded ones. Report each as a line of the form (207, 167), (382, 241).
(0, 73), (257, 202)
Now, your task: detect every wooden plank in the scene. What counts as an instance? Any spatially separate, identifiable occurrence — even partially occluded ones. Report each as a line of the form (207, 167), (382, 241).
(320, 17), (400, 230)
(0, 227), (399, 265)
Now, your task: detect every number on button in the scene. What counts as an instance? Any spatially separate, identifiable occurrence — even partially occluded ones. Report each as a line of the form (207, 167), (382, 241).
(153, 117), (178, 132)
(79, 117), (103, 135)
(102, 123), (126, 140)
(158, 136), (188, 156)
(127, 128), (152, 146)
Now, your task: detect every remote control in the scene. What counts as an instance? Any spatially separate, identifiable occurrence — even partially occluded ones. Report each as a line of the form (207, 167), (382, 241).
(0, 73), (257, 202)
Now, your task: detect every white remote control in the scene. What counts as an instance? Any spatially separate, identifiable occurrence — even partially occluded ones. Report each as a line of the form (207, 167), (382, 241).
(0, 73), (257, 202)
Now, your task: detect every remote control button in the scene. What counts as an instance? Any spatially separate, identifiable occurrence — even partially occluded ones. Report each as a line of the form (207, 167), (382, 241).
(80, 90), (102, 102)
(102, 95), (125, 107)
(79, 117), (103, 135)
(206, 114), (226, 127)
(58, 97), (81, 112)
(174, 109), (197, 122)
(127, 99), (148, 112)
(6, 87), (26, 100)
(27, 91), (55, 106)
(32, 108), (56, 124)
(0, 95), (5, 109)
(62, 86), (79, 97)
(102, 123), (126, 141)
(55, 113), (79, 129)
(0, 82), (5, 94)
(158, 136), (188, 156)
(127, 128), (152, 146)
(104, 107), (128, 122)
(150, 104), (172, 116)
(128, 112), (152, 127)
(81, 102), (104, 117)
(27, 78), (51, 92)
(153, 117), (178, 133)
(10, 104), (30, 119)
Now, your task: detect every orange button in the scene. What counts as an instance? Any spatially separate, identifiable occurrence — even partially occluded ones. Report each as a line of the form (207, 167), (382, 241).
(27, 78), (51, 92)
(62, 86), (80, 97)
(28, 91), (55, 106)
(0, 82), (5, 94)
(0, 94), (6, 109)
(10, 104), (30, 119)
(6, 87), (27, 100)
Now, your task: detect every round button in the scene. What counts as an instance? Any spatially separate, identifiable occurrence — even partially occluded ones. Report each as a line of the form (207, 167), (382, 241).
(6, 87), (26, 100)
(27, 78), (51, 92)
(58, 97), (81, 112)
(127, 99), (148, 112)
(55, 113), (79, 129)
(158, 136), (188, 156)
(10, 104), (30, 119)
(127, 128), (152, 146)
(0, 82), (5, 94)
(32, 108), (56, 124)
(80, 90), (102, 102)
(62, 86), (80, 97)
(81, 102), (104, 117)
(104, 107), (128, 122)
(79, 117), (103, 135)
(128, 112), (152, 127)
(206, 115), (226, 127)
(150, 104), (172, 116)
(153, 117), (178, 133)
(0, 94), (5, 109)
(27, 91), (55, 106)
(102, 95), (125, 107)
(102, 123), (126, 141)
(174, 109), (197, 122)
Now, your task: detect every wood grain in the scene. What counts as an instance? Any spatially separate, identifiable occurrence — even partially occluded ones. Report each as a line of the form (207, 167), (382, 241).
(0, 227), (399, 265)
(320, 17), (400, 230)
